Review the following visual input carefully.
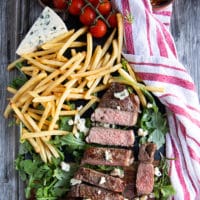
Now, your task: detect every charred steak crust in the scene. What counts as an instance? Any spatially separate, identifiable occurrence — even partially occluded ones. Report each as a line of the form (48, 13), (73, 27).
(138, 143), (157, 163)
(81, 147), (134, 167)
(136, 163), (154, 195)
(74, 167), (126, 192)
(86, 127), (135, 147)
(99, 83), (140, 112)
(69, 184), (125, 200)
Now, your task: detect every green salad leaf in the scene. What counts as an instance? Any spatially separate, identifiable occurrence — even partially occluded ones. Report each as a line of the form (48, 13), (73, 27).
(9, 62), (28, 89)
(153, 156), (176, 199)
(15, 136), (81, 199)
(139, 91), (168, 149)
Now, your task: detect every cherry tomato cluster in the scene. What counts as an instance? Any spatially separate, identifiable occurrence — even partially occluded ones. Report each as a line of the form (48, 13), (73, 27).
(68, 0), (117, 38)
(51, 0), (117, 38)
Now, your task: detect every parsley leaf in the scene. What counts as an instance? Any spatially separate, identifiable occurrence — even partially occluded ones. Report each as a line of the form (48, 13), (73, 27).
(139, 90), (168, 150)
(59, 133), (88, 151)
(154, 156), (176, 199)
(9, 62), (28, 89)
(15, 140), (78, 199)
(58, 116), (73, 131)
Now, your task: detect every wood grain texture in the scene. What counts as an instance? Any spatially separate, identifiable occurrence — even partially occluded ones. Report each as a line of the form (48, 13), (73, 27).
(0, 0), (200, 199)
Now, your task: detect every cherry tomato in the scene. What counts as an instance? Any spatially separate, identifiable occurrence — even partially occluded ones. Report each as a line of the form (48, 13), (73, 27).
(98, 0), (111, 16)
(53, 0), (67, 9)
(68, 0), (84, 15)
(108, 13), (117, 28)
(88, 0), (99, 6)
(80, 6), (96, 26)
(89, 19), (107, 38)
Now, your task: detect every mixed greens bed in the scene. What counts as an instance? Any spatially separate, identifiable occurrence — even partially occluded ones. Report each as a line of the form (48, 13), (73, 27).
(11, 60), (175, 199)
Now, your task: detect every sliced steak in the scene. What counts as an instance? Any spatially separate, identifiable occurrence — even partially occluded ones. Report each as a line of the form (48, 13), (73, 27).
(68, 184), (124, 200)
(86, 127), (135, 147)
(74, 167), (125, 193)
(81, 147), (134, 167)
(99, 82), (140, 112)
(138, 143), (157, 163)
(91, 107), (138, 126)
(136, 163), (154, 195)
(91, 83), (140, 127)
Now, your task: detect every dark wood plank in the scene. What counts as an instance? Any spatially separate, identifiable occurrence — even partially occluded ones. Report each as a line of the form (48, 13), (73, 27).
(0, 0), (200, 200)
(171, 0), (200, 97)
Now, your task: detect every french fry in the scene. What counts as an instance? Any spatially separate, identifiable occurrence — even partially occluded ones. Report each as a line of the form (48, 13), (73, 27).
(41, 43), (64, 50)
(80, 33), (93, 73)
(24, 47), (61, 58)
(21, 97), (33, 113)
(11, 73), (46, 103)
(57, 27), (87, 60)
(38, 58), (65, 67)
(85, 77), (102, 99)
(102, 28), (116, 57)
(33, 95), (56, 103)
(22, 130), (68, 139)
(60, 52), (83, 70)
(145, 86), (165, 93)
(38, 102), (51, 129)
(90, 45), (102, 70)
(11, 103), (33, 131)
(117, 13), (123, 63)
(7, 57), (25, 71)
(23, 128), (41, 153)
(59, 110), (78, 116)
(45, 142), (59, 158)
(48, 79), (76, 132)
(22, 55), (55, 72)
(42, 30), (75, 44)
(79, 98), (99, 117)
(43, 55), (84, 95)
(86, 63), (122, 80)
(35, 70), (60, 89)
(7, 87), (17, 94)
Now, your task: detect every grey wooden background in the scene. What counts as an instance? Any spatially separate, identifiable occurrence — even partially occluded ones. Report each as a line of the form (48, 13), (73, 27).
(0, 0), (200, 199)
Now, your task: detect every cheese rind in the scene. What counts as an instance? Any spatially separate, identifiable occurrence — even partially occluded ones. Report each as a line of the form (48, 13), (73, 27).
(16, 7), (67, 55)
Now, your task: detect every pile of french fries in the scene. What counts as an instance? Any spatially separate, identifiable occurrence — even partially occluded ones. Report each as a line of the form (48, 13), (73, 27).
(4, 13), (163, 163)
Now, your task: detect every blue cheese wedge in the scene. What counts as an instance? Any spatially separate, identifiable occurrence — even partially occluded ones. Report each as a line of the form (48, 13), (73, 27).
(16, 7), (67, 55)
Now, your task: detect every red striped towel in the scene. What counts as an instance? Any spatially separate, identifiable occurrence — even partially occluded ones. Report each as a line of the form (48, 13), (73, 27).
(112, 0), (200, 199)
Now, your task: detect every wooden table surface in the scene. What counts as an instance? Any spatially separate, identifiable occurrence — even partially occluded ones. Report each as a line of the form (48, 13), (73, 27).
(0, 0), (200, 199)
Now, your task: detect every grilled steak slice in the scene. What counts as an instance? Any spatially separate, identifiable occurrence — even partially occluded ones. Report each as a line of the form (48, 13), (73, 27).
(136, 163), (154, 195)
(138, 143), (157, 163)
(91, 107), (138, 126)
(91, 83), (140, 126)
(74, 167), (125, 193)
(99, 83), (140, 112)
(86, 127), (135, 147)
(68, 184), (124, 200)
(81, 147), (134, 167)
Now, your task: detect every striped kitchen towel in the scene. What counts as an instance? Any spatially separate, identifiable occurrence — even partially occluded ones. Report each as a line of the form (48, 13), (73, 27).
(112, 0), (200, 199)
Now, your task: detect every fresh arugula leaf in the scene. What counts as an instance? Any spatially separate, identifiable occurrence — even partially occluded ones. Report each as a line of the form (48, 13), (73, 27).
(15, 141), (79, 199)
(147, 129), (165, 149)
(139, 106), (168, 149)
(153, 156), (176, 199)
(9, 62), (28, 89)
(142, 89), (158, 112)
(58, 116), (73, 131)
(59, 133), (88, 150)
(15, 62), (23, 69)
(9, 76), (28, 89)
